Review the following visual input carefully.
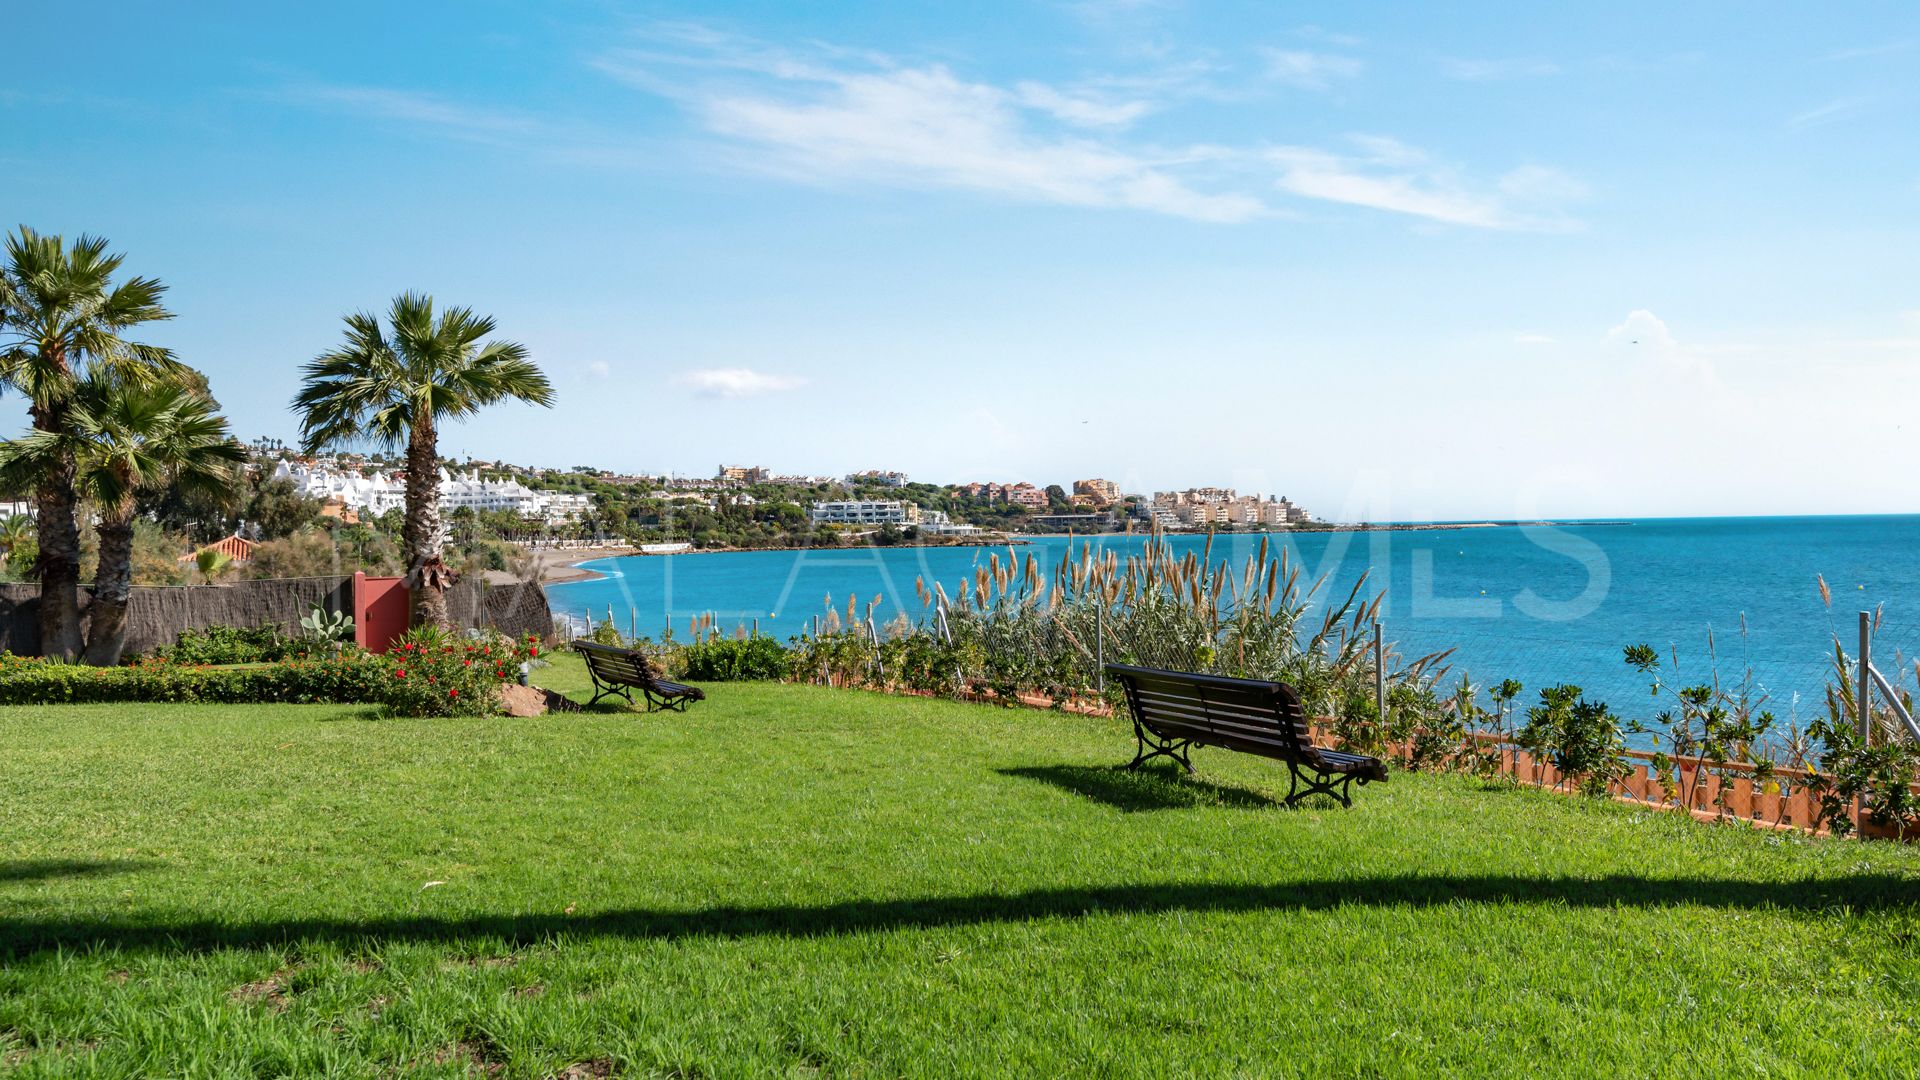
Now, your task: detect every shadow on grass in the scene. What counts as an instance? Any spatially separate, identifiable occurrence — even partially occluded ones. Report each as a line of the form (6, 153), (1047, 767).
(3, 873), (1915, 958)
(998, 764), (1281, 811)
(0, 859), (157, 884)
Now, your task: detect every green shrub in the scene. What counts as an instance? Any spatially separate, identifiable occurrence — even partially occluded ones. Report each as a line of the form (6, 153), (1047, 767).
(380, 629), (539, 717)
(0, 650), (385, 706)
(0, 633), (541, 718)
(679, 636), (791, 681)
(147, 624), (294, 665)
(1518, 684), (1628, 796)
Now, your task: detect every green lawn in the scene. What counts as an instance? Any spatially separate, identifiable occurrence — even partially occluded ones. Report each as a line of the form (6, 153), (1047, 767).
(3, 655), (1918, 1078)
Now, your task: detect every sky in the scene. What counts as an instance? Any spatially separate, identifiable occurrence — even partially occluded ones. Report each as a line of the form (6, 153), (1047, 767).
(4, 1), (1918, 521)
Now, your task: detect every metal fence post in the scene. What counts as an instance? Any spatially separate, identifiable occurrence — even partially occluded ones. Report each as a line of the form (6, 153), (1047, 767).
(1095, 603), (1106, 693)
(1854, 610), (1873, 831)
(1858, 610), (1872, 747)
(1373, 620), (1386, 723)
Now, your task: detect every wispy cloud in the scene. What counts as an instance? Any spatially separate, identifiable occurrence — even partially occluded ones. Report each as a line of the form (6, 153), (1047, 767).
(281, 82), (543, 143)
(598, 38), (1266, 223)
(282, 27), (1580, 232)
(587, 361), (611, 379)
(1267, 136), (1584, 230)
(1440, 57), (1560, 81)
(1787, 96), (1872, 129)
(1261, 48), (1363, 90)
(1014, 81), (1152, 128)
(673, 368), (806, 398)
(597, 30), (1577, 230)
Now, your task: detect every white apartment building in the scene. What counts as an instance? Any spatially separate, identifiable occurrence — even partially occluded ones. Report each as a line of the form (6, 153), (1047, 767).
(808, 500), (921, 526)
(273, 461), (592, 525)
(917, 509), (982, 536)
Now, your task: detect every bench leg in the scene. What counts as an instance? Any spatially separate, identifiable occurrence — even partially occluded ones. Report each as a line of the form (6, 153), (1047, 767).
(642, 688), (687, 713)
(585, 674), (634, 708)
(1127, 723), (1193, 774)
(1285, 762), (1360, 808)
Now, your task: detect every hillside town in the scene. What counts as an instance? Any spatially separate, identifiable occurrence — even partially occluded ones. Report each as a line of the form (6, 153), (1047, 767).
(259, 451), (1317, 544)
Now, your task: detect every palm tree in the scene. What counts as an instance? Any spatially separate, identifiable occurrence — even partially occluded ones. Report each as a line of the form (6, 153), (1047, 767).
(292, 293), (552, 628)
(0, 228), (185, 659)
(0, 377), (243, 664)
(0, 514), (33, 572)
(194, 548), (234, 583)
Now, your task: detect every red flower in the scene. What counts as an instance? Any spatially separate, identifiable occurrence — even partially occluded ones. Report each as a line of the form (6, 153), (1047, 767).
(395, 669), (407, 679)
(448, 689), (458, 698)
(464, 659), (472, 667)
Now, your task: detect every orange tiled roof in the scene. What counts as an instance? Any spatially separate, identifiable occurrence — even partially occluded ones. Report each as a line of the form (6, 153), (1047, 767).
(178, 534), (256, 563)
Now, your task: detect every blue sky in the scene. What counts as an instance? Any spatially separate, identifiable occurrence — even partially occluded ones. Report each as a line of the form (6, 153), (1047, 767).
(4, 1), (1918, 519)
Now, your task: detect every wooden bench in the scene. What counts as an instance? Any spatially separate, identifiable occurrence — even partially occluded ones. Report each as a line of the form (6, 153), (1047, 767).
(571, 641), (706, 712)
(1105, 663), (1387, 808)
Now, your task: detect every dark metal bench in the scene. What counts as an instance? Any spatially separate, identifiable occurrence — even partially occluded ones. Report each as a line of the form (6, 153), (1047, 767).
(1105, 663), (1387, 807)
(572, 641), (706, 712)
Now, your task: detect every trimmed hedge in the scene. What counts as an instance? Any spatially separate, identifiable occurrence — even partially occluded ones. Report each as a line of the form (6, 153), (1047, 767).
(0, 632), (544, 717)
(0, 652), (385, 707)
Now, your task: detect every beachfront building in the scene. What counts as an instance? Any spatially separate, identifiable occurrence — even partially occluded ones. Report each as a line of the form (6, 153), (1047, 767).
(847, 470), (909, 487)
(1150, 487), (1313, 528)
(273, 460), (592, 525)
(808, 500), (921, 526)
(918, 510), (983, 537)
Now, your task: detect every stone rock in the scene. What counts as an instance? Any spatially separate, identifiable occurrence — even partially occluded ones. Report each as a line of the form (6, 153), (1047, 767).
(498, 683), (549, 716)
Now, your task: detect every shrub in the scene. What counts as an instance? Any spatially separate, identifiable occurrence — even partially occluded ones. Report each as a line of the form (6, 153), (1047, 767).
(0, 650), (385, 706)
(148, 624), (294, 665)
(679, 636), (790, 681)
(380, 629), (539, 718)
(0, 633), (541, 718)
(1518, 684), (1628, 796)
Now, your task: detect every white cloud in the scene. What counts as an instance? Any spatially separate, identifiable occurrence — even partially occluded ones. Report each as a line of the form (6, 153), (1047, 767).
(1014, 81), (1151, 128)
(1261, 49), (1363, 90)
(294, 28), (1581, 233)
(1267, 139), (1583, 230)
(673, 368), (806, 398)
(1441, 58), (1560, 81)
(587, 360), (611, 378)
(1605, 310), (1723, 386)
(606, 46), (1266, 223)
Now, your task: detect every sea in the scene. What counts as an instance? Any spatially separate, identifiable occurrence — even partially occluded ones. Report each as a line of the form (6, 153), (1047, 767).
(546, 516), (1920, 725)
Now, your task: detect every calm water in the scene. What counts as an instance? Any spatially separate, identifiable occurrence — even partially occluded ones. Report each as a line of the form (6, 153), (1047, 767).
(548, 516), (1920, 722)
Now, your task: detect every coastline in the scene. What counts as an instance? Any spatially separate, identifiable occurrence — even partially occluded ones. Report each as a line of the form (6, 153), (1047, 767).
(523, 521), (1636, 585)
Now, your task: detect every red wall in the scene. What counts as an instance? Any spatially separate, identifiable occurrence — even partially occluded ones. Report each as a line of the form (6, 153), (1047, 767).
(352, 572), (410, 653)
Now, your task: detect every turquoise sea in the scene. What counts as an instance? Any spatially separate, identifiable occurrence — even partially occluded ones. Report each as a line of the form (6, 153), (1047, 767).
(547, 516), (1920, 722)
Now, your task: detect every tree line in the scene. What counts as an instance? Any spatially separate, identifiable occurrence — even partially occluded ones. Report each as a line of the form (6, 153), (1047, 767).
(0, 227), (552, 662)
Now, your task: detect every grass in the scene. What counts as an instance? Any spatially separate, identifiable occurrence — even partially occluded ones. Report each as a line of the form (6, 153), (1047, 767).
(2, 654), (1918, 1077)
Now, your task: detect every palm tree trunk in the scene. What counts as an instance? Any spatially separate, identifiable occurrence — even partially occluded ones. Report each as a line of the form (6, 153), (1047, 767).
(403, 421), (454, 628)
(29, 402), (83, 660)
(83, 515), (136, 667)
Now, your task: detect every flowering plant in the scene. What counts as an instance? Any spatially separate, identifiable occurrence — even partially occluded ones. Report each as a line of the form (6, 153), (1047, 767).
(379, 629), (541, 717)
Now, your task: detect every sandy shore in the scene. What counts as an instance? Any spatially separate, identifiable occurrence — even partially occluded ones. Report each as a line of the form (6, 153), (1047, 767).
(482, 546), (634, 586)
